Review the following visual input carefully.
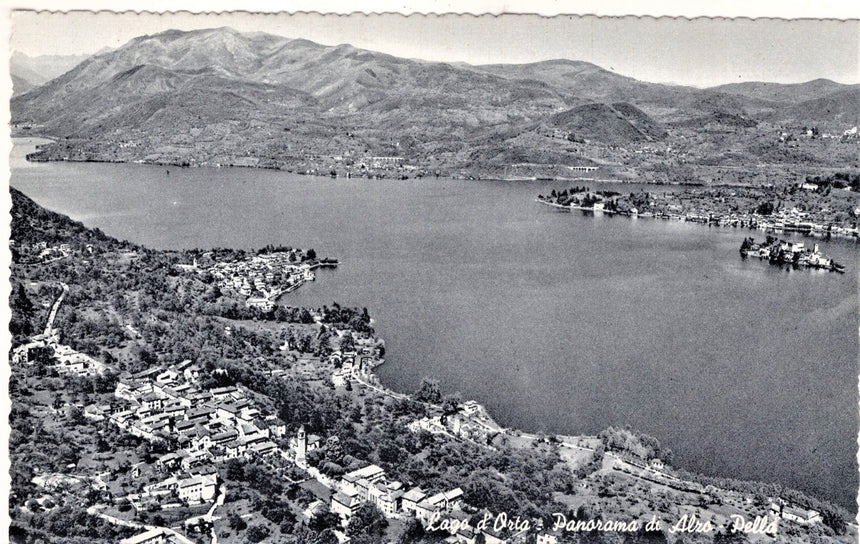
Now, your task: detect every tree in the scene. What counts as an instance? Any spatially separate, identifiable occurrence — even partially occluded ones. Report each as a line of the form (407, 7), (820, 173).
(396, 518), (425, 544)
(245, 524), (270, 543)
(821, 506), (847, 535)
(325, 436), (345, 464)
(309, 508), (341, 532)
(415, 378), (442, 404)
(228, 512), (247, 531)
(346, 504), (388, 539)
(442, 394), (462, 415)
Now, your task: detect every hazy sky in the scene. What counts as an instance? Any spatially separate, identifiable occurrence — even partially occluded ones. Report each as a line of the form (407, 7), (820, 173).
(9, 10), (860, 87)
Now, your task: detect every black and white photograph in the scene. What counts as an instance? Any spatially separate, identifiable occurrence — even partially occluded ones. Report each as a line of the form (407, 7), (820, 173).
(4, 4), (860, 544)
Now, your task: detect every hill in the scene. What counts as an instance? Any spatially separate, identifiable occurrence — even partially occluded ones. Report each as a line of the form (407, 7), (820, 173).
(709, 79), (853, 104)
(550, 102), (666, 145)
(771, 87), (860, 126)
(11, 74), (35, 96)
(11, 187), (110, 245)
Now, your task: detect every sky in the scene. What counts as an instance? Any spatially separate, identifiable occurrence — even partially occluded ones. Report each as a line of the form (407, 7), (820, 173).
(6, 6), (860, 88)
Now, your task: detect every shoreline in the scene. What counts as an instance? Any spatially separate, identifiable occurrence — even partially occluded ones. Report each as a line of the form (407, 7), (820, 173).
(352, 324), (857, 520)
(5, 138), (808, 189)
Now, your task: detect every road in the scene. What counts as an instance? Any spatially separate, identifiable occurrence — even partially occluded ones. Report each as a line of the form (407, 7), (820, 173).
(43, 282), (69, 336)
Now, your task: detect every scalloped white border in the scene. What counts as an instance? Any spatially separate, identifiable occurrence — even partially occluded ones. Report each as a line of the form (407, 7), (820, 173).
(3, 0), (860, 18)
(2, 1), (859, 537)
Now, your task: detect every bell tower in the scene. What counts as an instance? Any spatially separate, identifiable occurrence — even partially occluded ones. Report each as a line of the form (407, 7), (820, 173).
(296, 424), (307, 469)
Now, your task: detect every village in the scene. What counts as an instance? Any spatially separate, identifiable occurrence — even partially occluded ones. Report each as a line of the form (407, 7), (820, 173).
(203, 250), (319, 312)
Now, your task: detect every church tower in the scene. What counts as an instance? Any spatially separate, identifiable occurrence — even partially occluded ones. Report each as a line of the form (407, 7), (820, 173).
(295, 425), (307, 469)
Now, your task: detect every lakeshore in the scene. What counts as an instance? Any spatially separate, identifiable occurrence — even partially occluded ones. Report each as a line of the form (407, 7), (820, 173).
(536, 183), (860, 241)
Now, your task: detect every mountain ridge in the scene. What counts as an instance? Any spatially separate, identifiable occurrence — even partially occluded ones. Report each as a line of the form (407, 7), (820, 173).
(11, 27), (860, 178)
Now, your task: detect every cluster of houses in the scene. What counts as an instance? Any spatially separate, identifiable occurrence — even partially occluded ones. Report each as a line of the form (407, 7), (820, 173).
(105, 361), (290, 503)
(540, 188), (860, 239)
(13, 329), (106, 377)
(101, 357), (515, 542)
(769, 500), (823, 525)
(327, 346), (382, 387)
(330, 462), (465, 526)
(407, 400), (497, 446)
(10, 240), (89, 264)
(206, 251), (316, 310)
(330, 462), (567, 544)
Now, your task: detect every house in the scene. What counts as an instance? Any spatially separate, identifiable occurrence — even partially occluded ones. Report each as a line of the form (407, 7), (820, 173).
(132, 367), (163, 382)
(303, 499), (328, 521)
(141, 393), (163, 412)
(368, 482), (403, 518)
(186, 407), (215, 423)
(211, 429), (239, 446)
(156, 452), (182, 472)
(177, 472), (218, 504)
(174, 419), (197, 434)
(245, 440), (278, 457)
(83, 404), (110, 421)
(443, 488), (464, 511)
(156, 368), (180, 386)
(461, 400), (480, 416)
(413, 499), (441, 523)
(224, 440), (244, 459)
(180, 450), (209, 471)
(331, 489), (363, 521)
(340, 465), (386, 495)
(401, 487), (426, 515)
(210, 386), (239, 401)
(264, 416), (287, 438)
(130, 462), (145, 479)
(120, 527), (196, 544)
(772, 502), (822, 525)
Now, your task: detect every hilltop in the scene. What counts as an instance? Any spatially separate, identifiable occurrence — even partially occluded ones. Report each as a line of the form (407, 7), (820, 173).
(11, 27), (860, 181)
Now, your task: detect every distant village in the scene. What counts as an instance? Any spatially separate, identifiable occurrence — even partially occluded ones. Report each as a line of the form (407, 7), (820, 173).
(178, 249), (338, 312)
(537, 181), (860, 242)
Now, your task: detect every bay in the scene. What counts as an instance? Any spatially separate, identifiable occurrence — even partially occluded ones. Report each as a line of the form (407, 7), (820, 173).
(10, 137), (859, 509)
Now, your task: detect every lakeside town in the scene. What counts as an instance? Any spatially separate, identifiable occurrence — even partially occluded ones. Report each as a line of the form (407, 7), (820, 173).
(536, 177), (860, 244)
(8, 188), (855, 544)
(180, 248), (339, 313)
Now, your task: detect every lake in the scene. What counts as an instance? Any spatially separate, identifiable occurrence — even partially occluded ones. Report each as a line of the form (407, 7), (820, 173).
(10, 137), (859, 509)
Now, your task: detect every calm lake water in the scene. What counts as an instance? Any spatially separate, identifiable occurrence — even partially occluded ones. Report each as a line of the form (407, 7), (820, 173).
(10, 137), (859, 509)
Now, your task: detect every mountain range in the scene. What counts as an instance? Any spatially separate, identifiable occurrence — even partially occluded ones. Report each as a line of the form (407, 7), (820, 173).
(10, 52), (97, 95)
(11, 27), (860, 176)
